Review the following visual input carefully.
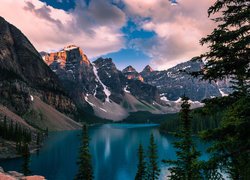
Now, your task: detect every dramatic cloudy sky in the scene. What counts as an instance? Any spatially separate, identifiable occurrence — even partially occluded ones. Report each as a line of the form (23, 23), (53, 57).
(0, 0), (216, 71)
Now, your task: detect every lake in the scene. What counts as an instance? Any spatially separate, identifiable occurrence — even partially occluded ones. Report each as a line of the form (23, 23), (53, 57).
(0, 123), (209, 180)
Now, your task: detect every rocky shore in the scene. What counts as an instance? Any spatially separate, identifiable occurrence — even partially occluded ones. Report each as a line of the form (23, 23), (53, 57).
(0, 167), (45, 180)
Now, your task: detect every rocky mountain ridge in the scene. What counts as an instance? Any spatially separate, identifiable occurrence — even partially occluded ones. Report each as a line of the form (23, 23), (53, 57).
(43, 46), (209, 120)
(43, 48), (181, 120)
(0, 17), (81, 160)
(122, 65), (144, 82)
(0, 17), (76, 118)
(139, 60), (232, 101)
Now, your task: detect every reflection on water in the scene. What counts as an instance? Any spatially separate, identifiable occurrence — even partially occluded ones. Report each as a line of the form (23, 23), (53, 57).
(0, 124), (209, 180)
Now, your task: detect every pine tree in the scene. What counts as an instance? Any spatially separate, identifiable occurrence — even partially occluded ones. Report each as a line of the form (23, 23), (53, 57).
(3, 116), (7, 139)
(36, 132), (41, 147)
(199, 0), (249, 96)
(201, 96), (250, 179)
(147, 133), (160, 180)
(164, 96), (202, 180)
(9, 120), (14, 140)
(135, 143), (147, 180)
(22, 143), (31, 176)
(75, 124), (94, 180)
(196, 0), (250, 178)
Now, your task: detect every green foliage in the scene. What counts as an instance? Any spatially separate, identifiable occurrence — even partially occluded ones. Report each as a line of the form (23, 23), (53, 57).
(201, 96), (250, 179)
(135, 135), (160, 180)
(75, 125), (94, 180)
(195, 0), (250, 178)
(147, 134), (160, 180)
(36, 132), (41, 147)
(21, 143), (31, 176)
(135, 143), (147, 180)
(159, 96), (237, 134)
(0, 116), (32, 147)
(164, 96), (203, 180)
(199, 0), (249, 95)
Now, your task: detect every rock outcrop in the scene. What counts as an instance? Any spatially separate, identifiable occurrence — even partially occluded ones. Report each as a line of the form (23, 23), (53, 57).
(122, 65), (144, 82)
(140, 65), (154, 77)
(140, 60), (232, 101)
(0, 16), (76, 117)
(43, 49), (166, 120)
(0, 167), (45, 180)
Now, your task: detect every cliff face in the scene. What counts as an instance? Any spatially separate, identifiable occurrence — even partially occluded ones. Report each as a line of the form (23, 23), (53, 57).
(0, 167), (45, 180)
(44, 48), (165, 120)
(140, 65), (154, 77)
(0, 17), (76, 116)
(122, 65), (144, 82)
(43, 45), (107, 108)
(140, 60), (232, 101)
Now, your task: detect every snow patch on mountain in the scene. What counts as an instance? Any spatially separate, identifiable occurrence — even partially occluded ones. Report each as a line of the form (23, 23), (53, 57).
(64, 45), (78, 51)
(84, 95), (96, 107)
(92, 63), (111, 102)
(219, 88), (228, 97)
(84, 94), (128, 121)
(30, 95), (34, 102)
(160, 96), (169, 102)
(124, 85), (130, 93)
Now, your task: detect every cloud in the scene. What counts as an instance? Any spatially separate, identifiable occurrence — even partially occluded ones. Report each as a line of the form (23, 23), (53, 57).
(123, 0), (216, 70)
(0, 0), (217, 69)
(24, 1), (63, 29)
(0, 0), (126, 58)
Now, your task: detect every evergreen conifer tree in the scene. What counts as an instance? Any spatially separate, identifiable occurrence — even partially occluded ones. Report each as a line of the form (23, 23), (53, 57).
(201, 96), (250, 179)
(75, 124), (94, 180)
(165, 96), (202, 180)
(22, 143), (31, 176)
(197, 0), (250, 178)
(135, 143), (147, 180)
(199, 0), (249, 96)
(147, 133), (160, 180)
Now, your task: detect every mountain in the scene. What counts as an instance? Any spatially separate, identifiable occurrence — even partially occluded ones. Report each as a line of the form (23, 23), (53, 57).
(0, 17), (80, 130)
(0, 17), (82, 159)
(43, 48), (175, 120)
(139, 60), (232, 101)
(122, 65), (144, 82)
(140, 65), (154, 77)
(42, 44), (232, 120)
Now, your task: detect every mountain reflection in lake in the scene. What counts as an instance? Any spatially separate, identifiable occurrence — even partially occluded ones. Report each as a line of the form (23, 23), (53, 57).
(0, 124), (209, 180)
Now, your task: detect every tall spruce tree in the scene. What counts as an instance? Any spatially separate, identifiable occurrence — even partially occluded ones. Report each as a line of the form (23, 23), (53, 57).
(199, 0), (249, 95)
(22, 143), (31, 176)
(165, 96), (202, 180)
(135, 143), (147, 180)
(201, 96), (250, 179)
(75, 124), (94, 180)
(197, 0), (250, 179)
(147, 133), (160, 180)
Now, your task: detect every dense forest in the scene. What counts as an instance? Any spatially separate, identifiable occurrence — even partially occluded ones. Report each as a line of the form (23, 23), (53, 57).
(0, 116), (32, 147)
(159, 96), (237, 134)
(157, 0), (250, 179)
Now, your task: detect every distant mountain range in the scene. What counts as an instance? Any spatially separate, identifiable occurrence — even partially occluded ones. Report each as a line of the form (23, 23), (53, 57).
(0, 16), (233, 160)
(140, 60), (232, 101)
(42, 45), (232, 120)
(0, 16), (232, 123)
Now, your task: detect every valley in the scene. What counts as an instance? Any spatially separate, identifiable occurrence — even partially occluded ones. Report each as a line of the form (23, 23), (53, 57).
(0, 0), (248, 178)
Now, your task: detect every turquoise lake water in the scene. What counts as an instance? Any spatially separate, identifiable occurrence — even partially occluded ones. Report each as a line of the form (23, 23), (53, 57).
(0, 123), (209, 180)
